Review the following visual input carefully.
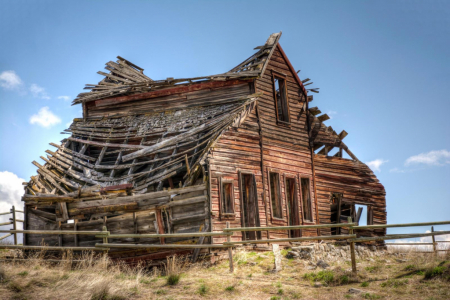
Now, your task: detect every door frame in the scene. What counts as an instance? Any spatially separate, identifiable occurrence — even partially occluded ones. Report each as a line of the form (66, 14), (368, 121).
(284, 173), (301, 238)
(238, 170), (261, 241)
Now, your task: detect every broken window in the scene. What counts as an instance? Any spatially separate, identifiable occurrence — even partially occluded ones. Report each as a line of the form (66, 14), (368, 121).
(272, 75), (290, 124)
(221, 180), (235, 216)
(329, 193), (343, 235)
(301, 178), (313, 222)
(286, 177), (301, 237)
(269, 172), (282, 219)
(354, 204), (374, 225)
(240, 173), (261, 240)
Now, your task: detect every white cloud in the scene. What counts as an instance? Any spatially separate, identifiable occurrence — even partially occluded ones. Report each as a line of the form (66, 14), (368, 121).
(327, 110), (338, 119)
(389, 167), (405, 173)
(0, 70), (23, 90)
(388, 230), (450, 251)
(366, 159), (388, 172)
(0, 171), (25, 243)
(58, 96), (71, 101)
(29, 106), (61, 128)
(30, 83), (50, 99)
(405, 149), (450, 166)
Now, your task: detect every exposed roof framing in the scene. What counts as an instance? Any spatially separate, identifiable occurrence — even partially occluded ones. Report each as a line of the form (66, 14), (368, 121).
(308, 107), (358, 161)
(72, 33), (284, 105)
(26, 94), (260, 196)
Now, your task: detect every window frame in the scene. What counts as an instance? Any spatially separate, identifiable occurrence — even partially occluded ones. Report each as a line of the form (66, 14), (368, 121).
(299, 176), (314, 223)
(284, 173), (301, 237)
(219, 177), (236, 220)
(271, 71), (291, 126)
(268, 169), (283, 222)
(238, 170), (262, 240)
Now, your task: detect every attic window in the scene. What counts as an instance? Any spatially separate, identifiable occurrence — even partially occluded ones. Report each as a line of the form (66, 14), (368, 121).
(272, 74), (290, 124)
(220, 179), (235, 217)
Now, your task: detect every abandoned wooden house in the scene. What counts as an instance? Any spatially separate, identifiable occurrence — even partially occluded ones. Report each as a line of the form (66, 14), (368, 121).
(22, 32), (386, 263)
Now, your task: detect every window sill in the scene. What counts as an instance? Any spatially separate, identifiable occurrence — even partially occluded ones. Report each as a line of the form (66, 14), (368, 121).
(271, 218), (285, 225)
(276, 120), (291, 127)
(303, 221), (315, 225)
(220, 214), (236, 221)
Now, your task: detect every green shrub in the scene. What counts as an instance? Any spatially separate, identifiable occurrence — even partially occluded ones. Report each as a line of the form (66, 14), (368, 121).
(155, 290), (166, 295)
(340, 275), (349, 284)
(424, 266), (445, 280)
(277, 288), (283, 295)
(225, 286), (234, 291)
(167, 274), (180, 286)
(269, 297), (280, 300)
(198, 284), (208, 296)
(18, 271), (28, 277)
(365, 266), (381, 273)
(360, 281), (369, 287)
(303, 270), (335, 284)
(380, 278), (408, 288)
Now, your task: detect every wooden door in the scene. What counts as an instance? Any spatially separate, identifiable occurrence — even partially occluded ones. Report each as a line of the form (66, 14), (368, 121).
(240, 173), (261, 240)
(286, 177), (300, 237)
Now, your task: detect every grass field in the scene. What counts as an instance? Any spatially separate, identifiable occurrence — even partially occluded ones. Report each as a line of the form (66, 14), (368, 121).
(0, 247), (449, 299)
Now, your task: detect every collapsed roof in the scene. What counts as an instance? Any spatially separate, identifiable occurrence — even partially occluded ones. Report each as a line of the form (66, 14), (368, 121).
(72, 32), (283, 106)
(24, 31), (354, 201)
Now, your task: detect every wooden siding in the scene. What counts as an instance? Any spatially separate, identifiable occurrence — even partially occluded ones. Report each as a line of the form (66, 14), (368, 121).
(313, 155), (387, 237)
(256, 45), (317, 239)
(208, 105), (267, 244)
(209, 45), (318, 242)
(86, 82), (251, 118)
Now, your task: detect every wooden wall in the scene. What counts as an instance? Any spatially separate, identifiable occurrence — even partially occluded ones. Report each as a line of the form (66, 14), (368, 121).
(209, 45), (318, 242)
(208, 103), (267, 243)
(313, 155), (387, 237)
(255, 45), (317, 238)
(86, 81), (251, 118)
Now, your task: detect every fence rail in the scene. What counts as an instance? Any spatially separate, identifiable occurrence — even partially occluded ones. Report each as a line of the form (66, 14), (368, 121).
(1, 205), (449, 276)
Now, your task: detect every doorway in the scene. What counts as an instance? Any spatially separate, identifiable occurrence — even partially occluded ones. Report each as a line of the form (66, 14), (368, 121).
(286, 177), (301, 237)
(240, 173), (261, 240)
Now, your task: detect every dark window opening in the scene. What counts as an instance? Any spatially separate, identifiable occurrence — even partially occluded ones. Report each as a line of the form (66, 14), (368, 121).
(329, 193), (343, 235)
(270, 172), (282, 219)
(273, 76), (290, 123)
(240, 173), (261, 240)
(221, 181), (235, 215)
(301, 178), (313, 222)
(286, 177), (301, 237)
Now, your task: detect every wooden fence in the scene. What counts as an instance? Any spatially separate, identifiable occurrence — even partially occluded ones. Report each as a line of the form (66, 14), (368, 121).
(1, 205), (449, 275)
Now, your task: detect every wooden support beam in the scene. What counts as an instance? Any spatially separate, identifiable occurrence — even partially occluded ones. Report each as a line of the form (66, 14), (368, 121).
(349, 217), (357, 275)
(11, 206), (17, 245)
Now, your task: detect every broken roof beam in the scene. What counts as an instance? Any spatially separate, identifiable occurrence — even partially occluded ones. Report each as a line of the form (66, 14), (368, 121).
(50, 143), (97, 162)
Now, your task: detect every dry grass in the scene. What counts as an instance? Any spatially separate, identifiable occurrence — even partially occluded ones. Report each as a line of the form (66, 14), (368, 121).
(0, 246), (448, 299)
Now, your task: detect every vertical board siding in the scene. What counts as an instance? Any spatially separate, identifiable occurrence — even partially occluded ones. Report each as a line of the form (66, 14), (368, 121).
(209, 101), (268, 243)
(255, 45), (316, 239)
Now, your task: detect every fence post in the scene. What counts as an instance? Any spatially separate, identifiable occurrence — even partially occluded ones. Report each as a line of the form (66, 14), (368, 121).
(226, 222), (234, 273)
(11, 206), (17, 245)
(102, 226), (108, 268)
(102, 226), (108, 253)
(348, 216), (357, 275)
(431, 226), (437, 256)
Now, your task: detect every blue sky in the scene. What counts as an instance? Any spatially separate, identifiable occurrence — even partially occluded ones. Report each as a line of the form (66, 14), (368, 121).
(0, 0), (449, 239)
